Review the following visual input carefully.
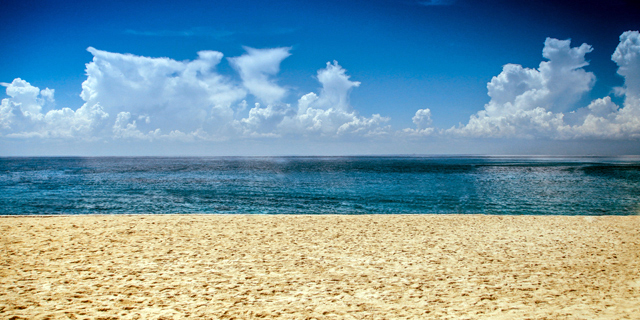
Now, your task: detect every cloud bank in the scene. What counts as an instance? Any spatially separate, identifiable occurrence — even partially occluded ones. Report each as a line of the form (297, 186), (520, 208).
(2, 31), (640, 151)
(1, 47), (388, 142)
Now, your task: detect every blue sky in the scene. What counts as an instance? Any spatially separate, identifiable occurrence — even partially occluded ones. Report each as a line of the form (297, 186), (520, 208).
(1, 0), (640, 155)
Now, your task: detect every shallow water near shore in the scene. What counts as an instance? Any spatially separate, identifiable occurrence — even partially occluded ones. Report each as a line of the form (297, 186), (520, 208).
(1, 156), (640, 215)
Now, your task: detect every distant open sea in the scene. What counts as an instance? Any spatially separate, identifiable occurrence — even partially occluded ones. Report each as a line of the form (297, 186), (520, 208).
(1, 156), (640, 215)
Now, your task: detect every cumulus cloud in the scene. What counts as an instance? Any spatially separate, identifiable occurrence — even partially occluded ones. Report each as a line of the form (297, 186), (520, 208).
(276, 61), (390, 137)
(112, 111), (156, 140)
(315, 61), (361, 111)
(229, 60), (390, 138)
(81, 47), (246, 140)
(447, 31), (640, 139)
(1, 48), (248, 141)
(448, 37), (594, 138)
(613, 31), (640, 100)
(228, 47), (291, 105)
(412, 108), (433, 128)
(2, 48), (389, 142)
(0, 78), (107, 138)
(232, 102), (293, 137)
(565, 31), (640, 140)
(5, 31), (639, 147)
(401, 108), (435, 136)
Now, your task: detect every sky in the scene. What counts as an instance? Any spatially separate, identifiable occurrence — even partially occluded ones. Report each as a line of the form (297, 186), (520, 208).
(1, 0), (640, 156)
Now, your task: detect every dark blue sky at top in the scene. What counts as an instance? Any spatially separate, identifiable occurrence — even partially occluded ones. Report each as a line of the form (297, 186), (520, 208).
(2, 0), (639, 128)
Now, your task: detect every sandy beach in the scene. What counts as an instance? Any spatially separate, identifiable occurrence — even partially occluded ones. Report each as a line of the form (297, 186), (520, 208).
(1, 214), (639, 319)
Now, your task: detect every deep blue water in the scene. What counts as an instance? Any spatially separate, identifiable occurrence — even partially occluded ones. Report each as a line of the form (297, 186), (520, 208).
(1, 156), (639, 215)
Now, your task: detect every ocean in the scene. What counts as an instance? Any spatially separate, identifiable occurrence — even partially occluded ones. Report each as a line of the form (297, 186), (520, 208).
(1, 156), (639, 215)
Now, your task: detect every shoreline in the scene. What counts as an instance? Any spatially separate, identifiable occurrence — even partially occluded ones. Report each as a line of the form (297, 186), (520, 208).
(2, 214), (639, 319)
(1, 212), (638, 217)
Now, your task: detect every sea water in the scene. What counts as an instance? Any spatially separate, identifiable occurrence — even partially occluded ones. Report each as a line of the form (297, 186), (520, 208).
(1, 156), (639, 215)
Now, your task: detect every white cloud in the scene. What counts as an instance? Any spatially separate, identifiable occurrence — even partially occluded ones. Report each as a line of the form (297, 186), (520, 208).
(229, 61), (389, 138)
(112, 111), (151, 140)
(315, 61), (361, 111)
(412, 108), (433, 128)
(1, 48), (248, 141)
(81, 47), (246, 139)
(449, 37), (595, 138)
(447, 32), (640, 140)
(276, 61), (390, 137)
(5, 31), (639, 150)
(0, 100), (12, 130)
(612, 31), (640, 99)
(232, 102), (293, 137)
(567, 30), (640, 138)
(228, 47), (291, 105)
(2, 49), (389, 143)
(402, 108), (435, 136)
(0, 78), (108, 138)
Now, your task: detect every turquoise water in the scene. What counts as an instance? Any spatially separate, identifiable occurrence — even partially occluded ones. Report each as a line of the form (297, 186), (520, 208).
(1, 156), (639, 215)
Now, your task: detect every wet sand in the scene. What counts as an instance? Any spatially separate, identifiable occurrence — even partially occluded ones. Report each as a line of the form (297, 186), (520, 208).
(1, 214), (639, 319)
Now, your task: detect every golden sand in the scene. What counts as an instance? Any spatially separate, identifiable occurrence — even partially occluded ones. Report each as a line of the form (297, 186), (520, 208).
(1, 214), (639, 319)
